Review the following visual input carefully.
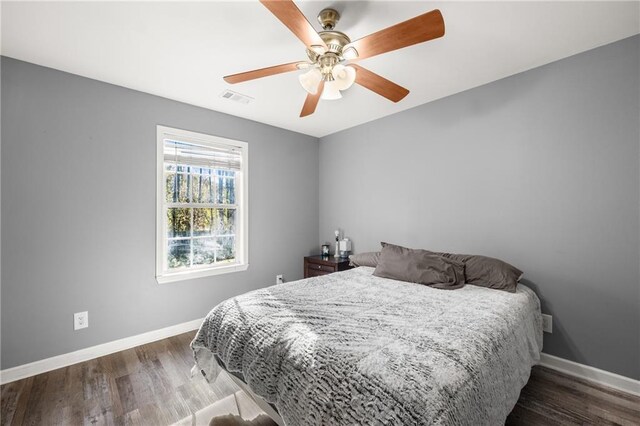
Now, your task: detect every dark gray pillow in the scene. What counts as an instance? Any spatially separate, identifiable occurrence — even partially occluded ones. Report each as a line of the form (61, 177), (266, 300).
(379, 242), (522, 292)
(373, 243), (465, 289)
(438, 253), (523, 293)
(349, 251), (380, 267)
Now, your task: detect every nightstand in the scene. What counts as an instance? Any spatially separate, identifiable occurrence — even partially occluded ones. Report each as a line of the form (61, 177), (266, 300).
(304, 255), (353, 278)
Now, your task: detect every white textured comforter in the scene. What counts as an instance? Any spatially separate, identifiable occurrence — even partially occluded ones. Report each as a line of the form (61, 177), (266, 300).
(192, 267), (542, 425)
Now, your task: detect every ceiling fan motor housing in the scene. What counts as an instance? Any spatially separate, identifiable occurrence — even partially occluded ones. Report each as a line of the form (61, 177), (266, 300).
(321, 31), (351, 56)
(306, 30), (351, 63)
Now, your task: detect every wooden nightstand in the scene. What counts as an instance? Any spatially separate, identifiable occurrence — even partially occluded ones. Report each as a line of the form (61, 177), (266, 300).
(304, 255), (353, 278)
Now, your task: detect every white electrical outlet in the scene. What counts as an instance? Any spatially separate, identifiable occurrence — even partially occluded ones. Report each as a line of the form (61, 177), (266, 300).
(542, 314), (552, 333)
(74, 311), (88, 330)
(276, 274), (284, 284)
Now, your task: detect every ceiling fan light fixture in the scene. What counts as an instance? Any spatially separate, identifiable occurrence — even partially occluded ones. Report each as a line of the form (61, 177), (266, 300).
(321, 81), (342, 100)
(298, 68), (322, 94)
(332, 64), (356, 91)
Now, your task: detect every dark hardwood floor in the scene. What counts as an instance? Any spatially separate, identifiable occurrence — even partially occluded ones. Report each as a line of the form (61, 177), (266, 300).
(506, 366), (640, 426)
(2, 331), (639, 425)
(1, 332), (238, 425)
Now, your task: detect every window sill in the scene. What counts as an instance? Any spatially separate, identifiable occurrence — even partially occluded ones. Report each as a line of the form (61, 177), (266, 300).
(156, 263), (249, 284)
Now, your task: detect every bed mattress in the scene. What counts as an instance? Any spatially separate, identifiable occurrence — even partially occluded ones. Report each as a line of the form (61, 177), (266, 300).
(192, 267), (542, 425)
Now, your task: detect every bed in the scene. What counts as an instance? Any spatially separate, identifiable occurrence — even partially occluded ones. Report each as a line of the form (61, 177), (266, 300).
(192, 266), (542, 425)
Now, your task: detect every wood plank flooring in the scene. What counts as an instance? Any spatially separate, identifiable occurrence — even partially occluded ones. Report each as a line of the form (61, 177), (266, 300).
(2, 331), (639, 425)
(506, 366), (640, 426)
(1, 333), (239, 426)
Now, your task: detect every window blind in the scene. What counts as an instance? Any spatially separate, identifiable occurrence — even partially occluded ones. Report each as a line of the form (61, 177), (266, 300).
(164, 139), (242, 171)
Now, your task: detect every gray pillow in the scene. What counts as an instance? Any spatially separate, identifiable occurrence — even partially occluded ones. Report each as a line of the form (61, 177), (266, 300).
(349, 251), (380, 267)
(373, 243), (465, 289)
(379, 242), (522, 292)
(438, 253), (522, 293)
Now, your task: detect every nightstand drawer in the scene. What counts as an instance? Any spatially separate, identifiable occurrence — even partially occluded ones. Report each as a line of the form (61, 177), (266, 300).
(306, 263), (335, 273)
(303, 255), (353, 278)
(305, 268), (331, 278)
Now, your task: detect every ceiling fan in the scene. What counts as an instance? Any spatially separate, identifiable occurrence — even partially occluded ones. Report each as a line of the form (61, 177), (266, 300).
(223, 0), (445, 117)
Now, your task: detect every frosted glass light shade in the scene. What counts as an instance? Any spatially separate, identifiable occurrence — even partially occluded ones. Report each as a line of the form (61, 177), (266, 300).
(332, 64), (356, 91)
(321, 81), (342, 100)
(298, 68), (322, 94)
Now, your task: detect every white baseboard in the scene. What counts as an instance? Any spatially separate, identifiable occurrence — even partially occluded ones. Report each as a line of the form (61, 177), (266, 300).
(0, 317), (204, 385)
(538, 352), (640, 396)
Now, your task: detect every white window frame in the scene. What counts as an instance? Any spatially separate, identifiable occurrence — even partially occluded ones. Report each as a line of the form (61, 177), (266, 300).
(156, 125), (249, 284)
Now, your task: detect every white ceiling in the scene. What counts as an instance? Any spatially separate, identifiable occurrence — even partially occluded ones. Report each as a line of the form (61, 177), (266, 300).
(2, 1), (638, 137)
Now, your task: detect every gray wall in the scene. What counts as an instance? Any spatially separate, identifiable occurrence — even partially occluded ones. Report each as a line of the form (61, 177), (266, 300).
(1, 57), (319, 370)
(319, 35), (640, 379)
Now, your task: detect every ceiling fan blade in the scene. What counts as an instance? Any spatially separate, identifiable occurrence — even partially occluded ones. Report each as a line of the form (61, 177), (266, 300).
(260, 0), (327, 51)
(351, 64), (409, 103)
(346, 9), (444, 61)
(300, 81), (324, 117)
(224, 61), (305, 84)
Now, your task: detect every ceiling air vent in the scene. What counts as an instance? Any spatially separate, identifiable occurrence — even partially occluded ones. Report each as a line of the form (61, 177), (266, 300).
(220, 90), (253, 105)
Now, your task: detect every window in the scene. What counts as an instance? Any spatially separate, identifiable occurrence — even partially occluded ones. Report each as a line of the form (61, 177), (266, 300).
(156, 126), (248, 283)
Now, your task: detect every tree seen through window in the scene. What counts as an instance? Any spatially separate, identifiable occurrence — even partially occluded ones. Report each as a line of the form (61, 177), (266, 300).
(165, 165), (236, 269)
